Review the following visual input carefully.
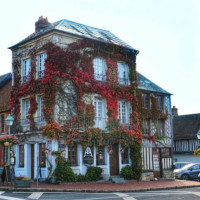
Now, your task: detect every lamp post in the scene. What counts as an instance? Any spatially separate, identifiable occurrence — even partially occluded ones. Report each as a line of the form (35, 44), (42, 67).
(5, 114), (14, 166)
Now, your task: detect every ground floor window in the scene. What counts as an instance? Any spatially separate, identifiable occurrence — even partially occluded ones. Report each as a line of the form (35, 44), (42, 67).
(96, 146), (105, 165)
(121, 147), (129, 164)
(19, 145), (24, 168)
(68, 144), (77, 166)
(39, 143), (46, 168)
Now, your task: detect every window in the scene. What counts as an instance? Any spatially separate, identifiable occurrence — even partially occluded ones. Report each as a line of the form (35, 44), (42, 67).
(0, 115), (4, 133)
(38, 96), (44, 122)
(94, 97), (105, 129)
(38, 53), (47, 78)
(22, 58), (31, 84)
(22, 99), (30, 124)
(93, 58), (106, 81)
(19, 145), (24, 168)
(39, 143), (46, 168)
(118, 100), (129, 125)
(190, 165), (200, 170)
(157, 95), (164, 110)
(68, 144), (77, 166)
(121, 147), (129, 164)
(142, 93), (150, 109)
(161, 148), (171, 157)
(144, 119), (150, 135)
(96, 146), (105, 165)
(158, 120), (165, 136)
(118, 62), (130, 85)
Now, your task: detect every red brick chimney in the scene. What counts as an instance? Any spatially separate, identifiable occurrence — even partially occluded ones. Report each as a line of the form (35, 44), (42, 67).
(35, 16), (50, 32)
(172, 106), (178, 116)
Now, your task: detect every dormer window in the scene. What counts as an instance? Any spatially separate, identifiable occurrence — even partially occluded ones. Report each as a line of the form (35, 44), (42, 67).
(117, 62), (130, 85)
(157, 95), (164, 111)
(93, 58), (106, 81)
(22, 59), (31, 84)
(37, 53), (47, 78)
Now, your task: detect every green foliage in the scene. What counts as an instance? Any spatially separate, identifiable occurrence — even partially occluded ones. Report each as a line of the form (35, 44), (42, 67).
(129, 67), (135, 83)
(54, 155), (76, 182)
(130, 143), (142, 180)
(75, 174), (88, 182)
(86, 166), (103, 181)
(120, 165), (133, 179)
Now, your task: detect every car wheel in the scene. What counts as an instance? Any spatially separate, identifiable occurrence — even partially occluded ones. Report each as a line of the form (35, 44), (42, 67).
(181, 174), (190, 180)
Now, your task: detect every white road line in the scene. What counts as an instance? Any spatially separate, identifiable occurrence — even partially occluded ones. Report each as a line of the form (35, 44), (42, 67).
(0, 192), (5, 195)
(0, 195), (25, 200)
(115, 193), (137, 200)
(28, 192), (43, 199)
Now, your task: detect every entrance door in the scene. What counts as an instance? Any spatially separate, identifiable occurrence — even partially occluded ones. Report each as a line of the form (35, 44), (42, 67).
(31, 144), (34, 179)
(109, 144), (119, 175)
(153, 148), (161, 178)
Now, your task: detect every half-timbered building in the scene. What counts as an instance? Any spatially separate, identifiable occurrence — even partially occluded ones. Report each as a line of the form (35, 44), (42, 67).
(137, 73), (173, 180)
(173, 111), (200, 163)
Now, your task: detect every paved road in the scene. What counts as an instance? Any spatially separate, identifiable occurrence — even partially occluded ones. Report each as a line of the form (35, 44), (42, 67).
(1, 187), (200, 200)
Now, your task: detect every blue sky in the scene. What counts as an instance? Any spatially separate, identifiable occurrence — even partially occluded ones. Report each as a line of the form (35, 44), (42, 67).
(0, 0), (199, 115)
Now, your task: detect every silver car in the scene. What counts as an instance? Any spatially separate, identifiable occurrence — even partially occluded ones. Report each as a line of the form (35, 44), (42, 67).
(174, 163), (200, 180)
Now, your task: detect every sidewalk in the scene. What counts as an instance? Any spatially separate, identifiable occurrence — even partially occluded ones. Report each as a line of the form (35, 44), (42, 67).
(1, 179), (200, 192)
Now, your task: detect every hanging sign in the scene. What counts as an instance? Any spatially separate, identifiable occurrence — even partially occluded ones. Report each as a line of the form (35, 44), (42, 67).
(83, 147), (94, 165)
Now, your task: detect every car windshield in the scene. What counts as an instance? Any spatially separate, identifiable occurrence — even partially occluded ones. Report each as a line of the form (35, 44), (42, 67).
(180, 164), (195, 170)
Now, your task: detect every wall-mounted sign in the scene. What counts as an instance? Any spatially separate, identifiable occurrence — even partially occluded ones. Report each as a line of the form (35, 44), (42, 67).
(83, 147), (93, 165)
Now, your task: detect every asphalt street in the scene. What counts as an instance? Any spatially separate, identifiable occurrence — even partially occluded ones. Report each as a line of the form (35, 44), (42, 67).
(1, 187), (200, 200)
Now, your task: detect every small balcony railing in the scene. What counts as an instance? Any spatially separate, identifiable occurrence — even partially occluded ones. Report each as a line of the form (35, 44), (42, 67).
(94, 74), (106, 82)
(118, 77), (129, 86)
(38, 70), (44, 79)
(22, 75), (29, 84)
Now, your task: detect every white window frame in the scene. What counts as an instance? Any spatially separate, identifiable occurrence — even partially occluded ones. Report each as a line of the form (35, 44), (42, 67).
(93, 58), (106, 81)
(94, 97), (106, 129)
(117, 62), (130, 85)
(118, 100), (130, 125)
(22, 58), (31, 84)
(37, 53), (47, 79)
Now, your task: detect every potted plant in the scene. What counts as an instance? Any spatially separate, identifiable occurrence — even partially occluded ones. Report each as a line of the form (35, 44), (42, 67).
(14, 176), (31, 188)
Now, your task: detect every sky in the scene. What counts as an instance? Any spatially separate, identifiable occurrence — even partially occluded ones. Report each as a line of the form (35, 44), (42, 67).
(0, 0), (199, 115)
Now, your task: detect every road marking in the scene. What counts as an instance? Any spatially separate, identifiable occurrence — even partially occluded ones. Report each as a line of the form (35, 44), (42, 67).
(115, 193), (137, 200)
(0, 195), (25, 200)
(0, 192), (5, 195)
(188, 192), (200, 197)
(28, 192), (43, 199)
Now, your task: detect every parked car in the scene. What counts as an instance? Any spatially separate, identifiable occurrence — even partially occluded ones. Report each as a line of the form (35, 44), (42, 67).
(174, 163), (200, 180)
(174, 162), (192, 169)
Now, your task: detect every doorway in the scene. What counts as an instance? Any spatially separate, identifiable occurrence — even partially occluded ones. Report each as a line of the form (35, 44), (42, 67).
(109, 144), (119, 176)
(153, 148), (161, 178)
(31, 144), (34, 179)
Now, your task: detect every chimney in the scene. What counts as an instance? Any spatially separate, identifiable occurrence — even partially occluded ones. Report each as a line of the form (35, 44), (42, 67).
(35, 16), (50, 32)
(172, 106), (178, 116)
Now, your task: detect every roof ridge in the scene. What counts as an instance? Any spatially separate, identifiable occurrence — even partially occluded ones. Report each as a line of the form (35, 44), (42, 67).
(174, 113), (200, 117)
(58, 19), (109, 32)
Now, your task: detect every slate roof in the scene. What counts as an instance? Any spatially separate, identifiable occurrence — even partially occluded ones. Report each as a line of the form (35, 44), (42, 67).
(9, 19), (137, 52)
(0, 73), (12, 89)
(137, 72), (171, 95)
(173, 114), (200, 140)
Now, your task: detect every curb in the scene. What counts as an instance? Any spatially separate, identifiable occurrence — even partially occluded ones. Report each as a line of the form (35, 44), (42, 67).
(0, 184), (200, 193)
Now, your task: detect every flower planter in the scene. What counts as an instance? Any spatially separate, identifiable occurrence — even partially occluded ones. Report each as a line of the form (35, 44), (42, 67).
(4, 142), (10, 146)
(14, 180), (30, 188)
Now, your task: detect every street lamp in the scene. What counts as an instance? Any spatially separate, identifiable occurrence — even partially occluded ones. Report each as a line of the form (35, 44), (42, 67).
(5, 114), (14, 165)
